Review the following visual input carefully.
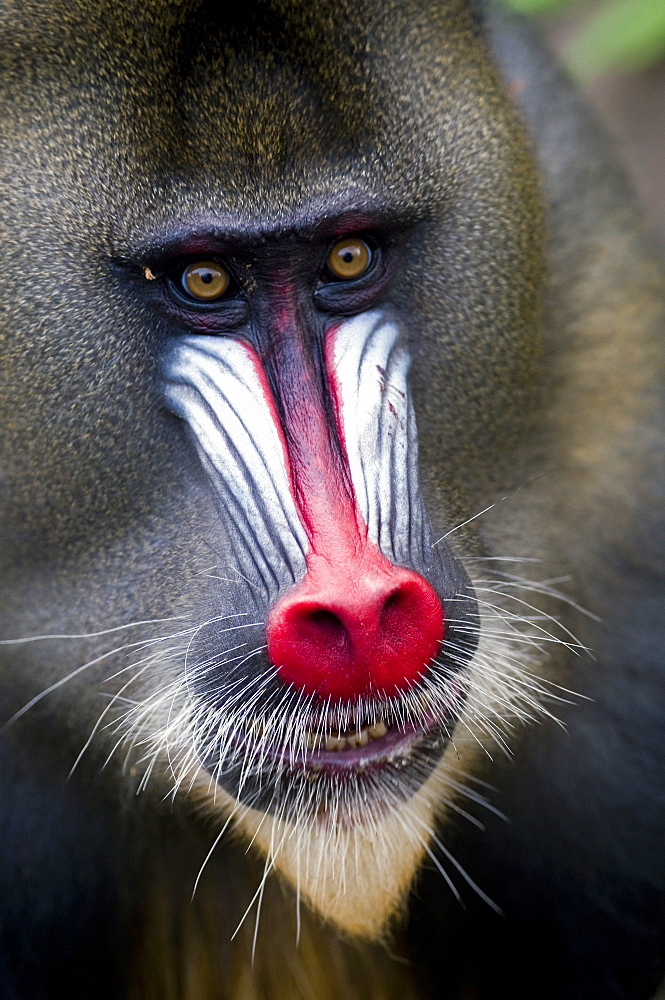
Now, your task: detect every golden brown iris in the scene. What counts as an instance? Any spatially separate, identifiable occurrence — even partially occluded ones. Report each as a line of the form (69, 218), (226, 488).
(326, 237), (371, 280)
(181, 260), (230, 301)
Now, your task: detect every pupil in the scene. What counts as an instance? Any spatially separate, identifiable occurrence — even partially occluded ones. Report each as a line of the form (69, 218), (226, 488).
(342, 251), (354, 263)
(201, 272), (213, 284)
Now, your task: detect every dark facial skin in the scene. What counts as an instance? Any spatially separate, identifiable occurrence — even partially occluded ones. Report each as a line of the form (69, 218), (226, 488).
(1, 1), (664, 998)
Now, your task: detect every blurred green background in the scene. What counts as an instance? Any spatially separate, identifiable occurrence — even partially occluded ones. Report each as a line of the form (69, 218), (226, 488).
(503, 0), (665, 78)
(500, 0), (665, 247)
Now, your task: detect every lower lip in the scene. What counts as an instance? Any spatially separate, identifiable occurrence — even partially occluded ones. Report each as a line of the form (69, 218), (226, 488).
(289, 677), (468, 775)
(200, 677), (467, 784)
(270, 716), (446, 777)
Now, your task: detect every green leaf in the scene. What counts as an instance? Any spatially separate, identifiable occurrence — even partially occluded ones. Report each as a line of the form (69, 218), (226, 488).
(502, 0), (573, 12)
(565, 0), (665, 76)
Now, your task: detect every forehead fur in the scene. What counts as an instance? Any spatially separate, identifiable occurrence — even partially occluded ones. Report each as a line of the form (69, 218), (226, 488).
(0, 0), (522, 226)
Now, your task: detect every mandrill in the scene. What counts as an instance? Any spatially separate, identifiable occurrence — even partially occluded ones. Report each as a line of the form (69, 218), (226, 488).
(0, 0), (664, 998)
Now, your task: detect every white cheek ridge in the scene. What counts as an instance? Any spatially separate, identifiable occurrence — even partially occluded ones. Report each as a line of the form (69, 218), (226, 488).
(164, 336), (308, 589)
(332, 312), (429, 566)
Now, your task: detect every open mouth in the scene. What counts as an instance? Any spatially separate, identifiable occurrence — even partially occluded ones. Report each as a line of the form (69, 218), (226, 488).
(196, 671), (468, 813)
(274, 713), (448, 774)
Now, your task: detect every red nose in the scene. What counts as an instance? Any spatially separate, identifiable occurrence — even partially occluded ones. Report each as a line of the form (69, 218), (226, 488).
(266, 550), (444, 701)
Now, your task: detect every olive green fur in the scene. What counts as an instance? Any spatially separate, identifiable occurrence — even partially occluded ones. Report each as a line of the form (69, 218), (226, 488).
(0, 1), (664, 997)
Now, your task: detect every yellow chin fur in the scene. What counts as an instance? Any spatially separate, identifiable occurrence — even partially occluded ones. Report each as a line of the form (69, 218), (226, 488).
(237, 799), (427, 938)
(208, 760), (456, 939)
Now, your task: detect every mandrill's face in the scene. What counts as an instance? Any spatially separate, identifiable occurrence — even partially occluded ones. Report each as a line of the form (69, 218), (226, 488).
(0, 0), (546, 937)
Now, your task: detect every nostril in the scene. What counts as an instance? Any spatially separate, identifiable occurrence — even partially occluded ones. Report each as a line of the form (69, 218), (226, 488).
(298, 608), (350, 654)
(379, 581), (435, 650)
(266, 554), (445, 701)
(381, 588), (409, 629)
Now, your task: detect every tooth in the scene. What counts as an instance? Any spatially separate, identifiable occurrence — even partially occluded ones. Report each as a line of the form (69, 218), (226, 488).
(347, 728), (369, 748)
(325, 735), (346, 751)
(368, 721), (388, 739)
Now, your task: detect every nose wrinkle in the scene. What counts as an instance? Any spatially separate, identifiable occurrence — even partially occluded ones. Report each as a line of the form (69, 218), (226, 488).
(264, 312), (444, 701)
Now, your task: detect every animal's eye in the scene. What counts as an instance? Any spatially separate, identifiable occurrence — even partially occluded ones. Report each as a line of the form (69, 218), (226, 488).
(326, 237), (372, 280)
(181, 260), (230, 301)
